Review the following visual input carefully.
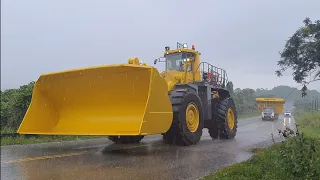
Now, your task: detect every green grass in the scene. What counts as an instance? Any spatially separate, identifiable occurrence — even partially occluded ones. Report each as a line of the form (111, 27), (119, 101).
(294, 111), (320, 139)
(202, 110), (320, 180)
(202, 138), (320, 180)
(0, 135), (104, 146)
(1, 127), (105, 146)
(1, 127), (17, 134)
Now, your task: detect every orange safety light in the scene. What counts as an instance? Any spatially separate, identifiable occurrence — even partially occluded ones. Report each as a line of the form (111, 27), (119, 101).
(192, 45), (195, 50)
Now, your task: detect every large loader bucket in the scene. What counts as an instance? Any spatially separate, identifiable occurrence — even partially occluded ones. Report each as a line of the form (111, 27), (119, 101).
(17, 64), (173, 136)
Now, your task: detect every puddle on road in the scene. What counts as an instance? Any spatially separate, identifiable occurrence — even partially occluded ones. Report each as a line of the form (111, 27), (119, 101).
(1, 118), (295, 180)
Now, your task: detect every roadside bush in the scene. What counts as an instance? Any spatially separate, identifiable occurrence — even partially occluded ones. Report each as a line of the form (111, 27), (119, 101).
(276, 111), (320, 179)
(203, 112), (320, 180)
(1, 82), (35, 131)
(277, 128), (320, 180)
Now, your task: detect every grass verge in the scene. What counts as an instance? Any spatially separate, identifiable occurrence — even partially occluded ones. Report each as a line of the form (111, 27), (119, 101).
(202, 111), (320, 180)
(1, 136), (104, 146)
(1, 127), (105, 146)
(294, 110), (320, 139)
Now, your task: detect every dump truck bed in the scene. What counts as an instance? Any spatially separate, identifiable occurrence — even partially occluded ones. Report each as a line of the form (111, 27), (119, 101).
(256, 98), (285, 115)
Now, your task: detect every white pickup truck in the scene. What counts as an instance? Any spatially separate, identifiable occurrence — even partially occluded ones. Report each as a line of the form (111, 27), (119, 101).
(261, 107), (278, 121)
(284, 111), (291, 117)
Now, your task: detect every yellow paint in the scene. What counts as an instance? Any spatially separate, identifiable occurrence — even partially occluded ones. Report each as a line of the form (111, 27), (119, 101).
(18, 64), (173, 136)
(212, 91), (219, 99)
(185, 103), (200, 132)
(227, 108), (235, 129)
(2, 152), (86, 164)
(161, 48), (201, 91)
(128, 57), (140, 65)
(256, 98), (285, 115)
(2, 143), (164, 164)
(161, 70), (192, 91)
(17, 43), (206, 136)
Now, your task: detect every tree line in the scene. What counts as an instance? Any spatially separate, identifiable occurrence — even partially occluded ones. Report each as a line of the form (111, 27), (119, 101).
(1, 81), (319, 131)
(1, 82), (35, 130)
(1, 81), (292, 131)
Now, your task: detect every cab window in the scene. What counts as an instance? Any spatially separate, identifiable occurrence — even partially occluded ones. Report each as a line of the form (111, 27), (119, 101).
(165, 52), (194, 72)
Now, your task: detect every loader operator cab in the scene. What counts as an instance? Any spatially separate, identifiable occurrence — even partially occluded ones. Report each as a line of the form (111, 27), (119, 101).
(153, 42), (197, 73)
(154, 42), (227, 89)
(165, 52), (194, 72)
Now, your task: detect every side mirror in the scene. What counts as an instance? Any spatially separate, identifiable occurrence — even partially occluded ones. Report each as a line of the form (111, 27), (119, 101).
(154, 57), (166, 64)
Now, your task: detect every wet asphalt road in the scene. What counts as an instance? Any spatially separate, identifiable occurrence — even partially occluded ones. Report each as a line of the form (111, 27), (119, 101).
(1, 115), (296, 180)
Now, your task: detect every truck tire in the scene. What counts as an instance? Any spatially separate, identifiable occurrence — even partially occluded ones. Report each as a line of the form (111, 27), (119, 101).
(163, 89), (204, 146)
(108, 135), (144, 144)
(209, 97), (238, 139)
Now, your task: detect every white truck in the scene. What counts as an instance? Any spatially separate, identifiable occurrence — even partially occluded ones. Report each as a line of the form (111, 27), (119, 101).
(261, 107), (277, 121)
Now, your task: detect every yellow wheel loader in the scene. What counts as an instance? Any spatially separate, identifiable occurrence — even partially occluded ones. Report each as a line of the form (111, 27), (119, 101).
(17, 42), (238, 146)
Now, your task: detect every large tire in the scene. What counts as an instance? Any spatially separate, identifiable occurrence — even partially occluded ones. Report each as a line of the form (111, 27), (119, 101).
(209, 97), (238, 139)
(162, 89), (204, 146)
(108, 135), (144, 144)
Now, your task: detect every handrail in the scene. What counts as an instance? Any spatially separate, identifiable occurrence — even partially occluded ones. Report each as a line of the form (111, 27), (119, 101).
(193, 62), (229, 88)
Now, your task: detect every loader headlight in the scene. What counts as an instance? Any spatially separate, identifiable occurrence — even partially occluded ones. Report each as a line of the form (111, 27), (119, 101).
(183, 43), (188, 48)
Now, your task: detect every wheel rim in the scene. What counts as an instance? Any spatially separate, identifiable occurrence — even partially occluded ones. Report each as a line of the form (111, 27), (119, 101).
(185, 103), (200, 132)
(227, 108), (235, 129)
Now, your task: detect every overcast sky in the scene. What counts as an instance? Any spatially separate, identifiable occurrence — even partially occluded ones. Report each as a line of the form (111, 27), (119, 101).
(1, 0), (320, 91)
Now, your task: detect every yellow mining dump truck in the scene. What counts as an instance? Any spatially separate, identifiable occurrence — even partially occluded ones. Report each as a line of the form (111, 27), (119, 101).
(256, 98), (285, 121)
(17, 42), (238, 145)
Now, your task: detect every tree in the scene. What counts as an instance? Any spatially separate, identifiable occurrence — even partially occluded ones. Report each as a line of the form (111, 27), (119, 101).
(226, 81), (234, 95)
(0, 82), (35, 129)
(276, 17), (320, 96)
(233, 88), (258, 115)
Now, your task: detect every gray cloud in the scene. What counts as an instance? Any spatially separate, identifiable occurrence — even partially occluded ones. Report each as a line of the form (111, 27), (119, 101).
(1, 0), (320, 91)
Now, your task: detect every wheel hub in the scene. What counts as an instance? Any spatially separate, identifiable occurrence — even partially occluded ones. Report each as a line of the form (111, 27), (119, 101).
(185, 103), (200, 132)
(227, 108), (235, 129)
